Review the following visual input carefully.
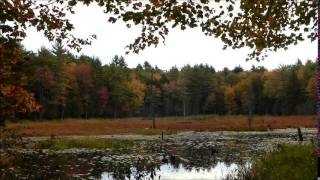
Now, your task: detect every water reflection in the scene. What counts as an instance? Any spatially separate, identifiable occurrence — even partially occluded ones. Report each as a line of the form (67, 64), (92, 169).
(3, 150), (249, 180)
(101, 162), (242, 180)
(158, 163), (239, 180)
(2, 136), (254, 179)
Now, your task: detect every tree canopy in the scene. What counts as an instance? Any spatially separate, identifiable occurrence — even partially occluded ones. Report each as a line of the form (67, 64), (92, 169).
(1, 0), (317, 59)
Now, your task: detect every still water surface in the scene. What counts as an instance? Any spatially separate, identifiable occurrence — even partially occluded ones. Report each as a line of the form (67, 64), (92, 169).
(101, 162), (245, 180)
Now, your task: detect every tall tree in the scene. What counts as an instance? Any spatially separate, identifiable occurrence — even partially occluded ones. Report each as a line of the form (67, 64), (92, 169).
(0, 40), (39, 126)
(52, 43), (70, 120)
(73, 64), (93, 119)
(33, 66), (55, 119)
(97, 86), (109, 117)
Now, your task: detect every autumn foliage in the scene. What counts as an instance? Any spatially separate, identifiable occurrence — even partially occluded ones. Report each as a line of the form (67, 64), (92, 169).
(0, 0), (317, 125)
(0, 41), (39, 125)
(0, 39), (316, 124)
(0, 43), (315, 121)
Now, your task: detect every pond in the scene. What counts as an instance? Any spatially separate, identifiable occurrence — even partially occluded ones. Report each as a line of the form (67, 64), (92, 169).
(1, 128), (316, 179)
(101, 162), (249, 180)
(2, 149), (249, 179)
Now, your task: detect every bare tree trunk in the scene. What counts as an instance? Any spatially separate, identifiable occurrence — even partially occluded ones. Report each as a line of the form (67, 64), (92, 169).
(39, 85), (43, 120)
(297, 127), (303, 142)
(85, 97), (89, 120)
(248, 107), (253, 130)
(0, 100), (4, 127)
(61, 105), (65, 121)
(85, 107), (88, 120)
(113, 104), (117, 119)
(0, 116), (5, 128)
(152, 116), (156, 129)
(183, 98), (186, 120)
(150, 70), (156, 129)
(248, 83), (254, 130)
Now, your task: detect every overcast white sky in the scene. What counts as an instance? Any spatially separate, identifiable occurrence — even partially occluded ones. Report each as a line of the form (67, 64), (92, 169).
(22, 3), (317, 71)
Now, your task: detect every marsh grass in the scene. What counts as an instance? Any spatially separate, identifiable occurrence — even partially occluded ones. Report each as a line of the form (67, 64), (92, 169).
(36, 138), (137, 151)
(240, 144), (316, 180)
(8, 115), (316, 136)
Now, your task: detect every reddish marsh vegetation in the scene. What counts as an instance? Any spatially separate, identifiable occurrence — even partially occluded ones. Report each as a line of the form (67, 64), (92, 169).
(7, 116), (316, 136)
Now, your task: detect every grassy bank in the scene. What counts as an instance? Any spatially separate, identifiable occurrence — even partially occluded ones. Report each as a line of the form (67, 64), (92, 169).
(241, 144), (316, 180)
(7, 115), (316, 136)
(36, 138), (138, 151)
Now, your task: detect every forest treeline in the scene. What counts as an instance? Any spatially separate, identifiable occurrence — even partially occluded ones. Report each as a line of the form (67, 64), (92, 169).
(17, 44), (316, 120)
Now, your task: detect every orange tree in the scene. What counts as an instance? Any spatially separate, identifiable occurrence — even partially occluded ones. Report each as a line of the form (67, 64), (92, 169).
(1, 0), (95, 125)
(0, 40), (39, 126)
